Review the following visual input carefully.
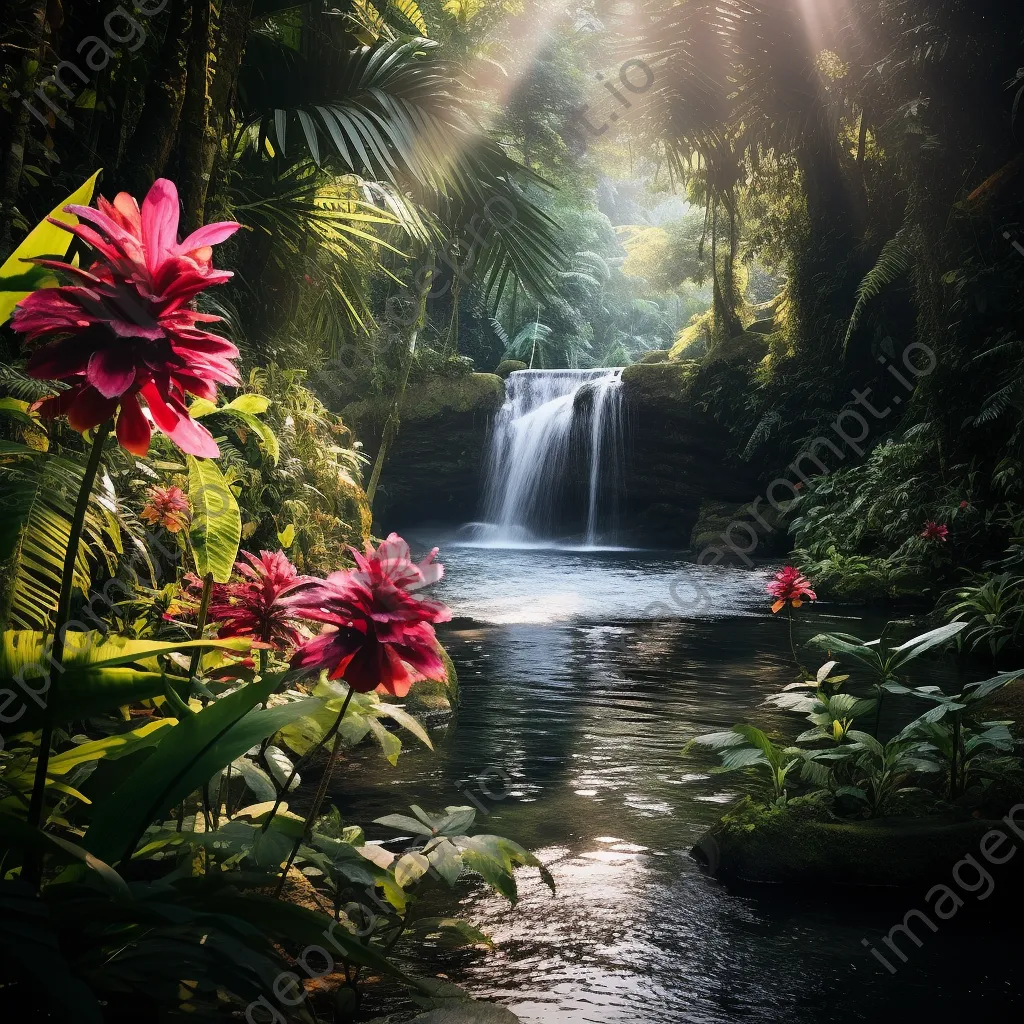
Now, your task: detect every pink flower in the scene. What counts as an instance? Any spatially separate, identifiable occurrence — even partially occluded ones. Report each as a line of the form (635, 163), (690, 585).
(11, 179), (240, 457)
(351, 533), (444, 592)
(921, 521), (949, 542)
(140, 484), (190, 533)
(959, 500), (969, 510)
(767, 565), (817, 614)
(285, 554), (451, 698)
(175, 551), (312, 651)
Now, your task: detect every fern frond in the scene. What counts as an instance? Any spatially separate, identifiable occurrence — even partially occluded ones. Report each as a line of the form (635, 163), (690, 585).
(844, 234), (913, 351)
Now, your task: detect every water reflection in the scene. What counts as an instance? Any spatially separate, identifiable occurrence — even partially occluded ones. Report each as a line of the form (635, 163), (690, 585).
(338, 546), (1024, 1022)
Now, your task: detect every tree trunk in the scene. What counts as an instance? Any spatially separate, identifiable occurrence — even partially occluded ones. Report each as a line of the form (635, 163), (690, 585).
(127, 0), (192, 194)
(202, 0), (254, 215)
(179, 0), (216, 234)
(0, 0), (48, 251)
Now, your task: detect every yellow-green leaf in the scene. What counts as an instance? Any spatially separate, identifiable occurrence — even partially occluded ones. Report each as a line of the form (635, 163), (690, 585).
(187, 456), (242, 583)
(0, 170), (102, 325)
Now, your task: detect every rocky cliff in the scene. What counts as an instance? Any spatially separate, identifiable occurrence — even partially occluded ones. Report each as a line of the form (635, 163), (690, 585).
(343, 371), (504, 528)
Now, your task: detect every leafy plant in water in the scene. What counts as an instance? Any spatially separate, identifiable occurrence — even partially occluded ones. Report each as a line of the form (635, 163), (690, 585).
(808, 621), (967, 737)
(830, 729), (942, 816)
(687, 724), (814, 804)
(887, 670), (1023, 798)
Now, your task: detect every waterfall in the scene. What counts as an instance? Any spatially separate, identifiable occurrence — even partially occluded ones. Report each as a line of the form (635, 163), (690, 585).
(471, 368), (625, 547)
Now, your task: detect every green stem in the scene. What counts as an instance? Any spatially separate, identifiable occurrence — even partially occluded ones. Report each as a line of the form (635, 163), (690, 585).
(951, 713), (962, 797)
(273, 689), (354, 897)
(785, 604), (801, 670)
(873, 684), (884, 740)
(187, 572), (215, 685)
(26, 422), (111, 862)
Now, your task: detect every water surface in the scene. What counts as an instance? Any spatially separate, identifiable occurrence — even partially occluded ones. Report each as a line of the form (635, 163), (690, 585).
(339, 544), (1024, 1022)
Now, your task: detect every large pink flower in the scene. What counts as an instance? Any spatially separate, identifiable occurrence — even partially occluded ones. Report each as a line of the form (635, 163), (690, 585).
(767, 565), (817, 613)
(11, 178), (240, 457)
(178, 550), (312, 651)
(285, 565), (451, 698)
(920, 521), (949, 543)
(351, 533), (444, 591)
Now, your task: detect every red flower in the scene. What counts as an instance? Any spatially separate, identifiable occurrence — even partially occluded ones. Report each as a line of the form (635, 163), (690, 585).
(11, 179), (240, 457)
(285, 556), (451, 698)
(959, 500), (969, 509)
(175, 551), (312, 651)
(351, 533), (444, 592)
(921, 521), (949, 542)
(140, 484), (190, 533)
(767, 565), (817, 614)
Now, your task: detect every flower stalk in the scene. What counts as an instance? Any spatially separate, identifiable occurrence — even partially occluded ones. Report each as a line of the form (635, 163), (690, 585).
(26, 421), (112, 880)
(273, 688), (355, 898)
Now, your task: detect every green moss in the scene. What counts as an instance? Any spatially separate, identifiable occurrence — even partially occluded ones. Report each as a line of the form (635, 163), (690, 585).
(495, 360), (528, 378)
(669, 310), (713, 360)
(406, 642), (459, 712)
(343, 372), (505, 431)
(621, 360), (698, 408)
(639, 349), (670, 364)
(699, 798), (1013, 886)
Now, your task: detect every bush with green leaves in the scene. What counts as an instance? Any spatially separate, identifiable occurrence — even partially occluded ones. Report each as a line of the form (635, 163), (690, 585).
(688, 621), (1024, 818)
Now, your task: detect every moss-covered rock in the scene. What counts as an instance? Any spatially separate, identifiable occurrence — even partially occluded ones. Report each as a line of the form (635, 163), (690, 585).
(694, 798), (1024, 888)
(639, 349), (670, 363)
(343, 373), (505, 528)
(689, 498), (789, 561)
(495, 359), (528, 378)
(705, 330), (770, 366)
(619, 363), (762, 546)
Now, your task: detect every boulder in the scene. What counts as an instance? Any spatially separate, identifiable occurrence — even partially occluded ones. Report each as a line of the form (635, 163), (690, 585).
(689, 498), (789, 563)
(343, 372), (504, 528)
(694, 798), (1024, 889)
(705, 330), (769, 366)
(495, 359), (528, 378)
(619, 362), (762, 546)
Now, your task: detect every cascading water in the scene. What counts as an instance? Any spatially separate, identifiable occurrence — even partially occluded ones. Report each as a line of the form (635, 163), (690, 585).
(470, 368), (625, 547)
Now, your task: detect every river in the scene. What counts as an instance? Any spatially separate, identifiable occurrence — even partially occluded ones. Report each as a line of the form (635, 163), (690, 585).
(336, 542), (1024, 1022)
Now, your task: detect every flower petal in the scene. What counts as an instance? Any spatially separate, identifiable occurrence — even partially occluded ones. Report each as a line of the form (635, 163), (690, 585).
(66, 386), (118, 433)
(141, 178), (181, 274)
(116, 394), (152, 455)
(87, 346), (137, 398)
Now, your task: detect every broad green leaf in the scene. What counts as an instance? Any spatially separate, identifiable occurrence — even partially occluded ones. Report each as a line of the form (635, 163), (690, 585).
(374, 813), (433, 836)
(85, 675), (324, 863)
(375, 702), (433, 750)
(224, 395), (271, 416)
(434, 805), (476, 836)
(47, 719), (176, 774)
(425, 838), (464, 886)
(394, 850), (430, 887)
(413, 917), (493, 948)
(367, 716), (402, 765)
(0, 170), (101, 325)
(0, 811), (128, 898)
(0, 630), (240, 727)
(890, 622), (968, 667)
(187, 456), (242, 583)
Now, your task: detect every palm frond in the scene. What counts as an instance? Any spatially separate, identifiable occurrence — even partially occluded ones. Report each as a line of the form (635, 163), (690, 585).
(0, 442), (123, 631)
